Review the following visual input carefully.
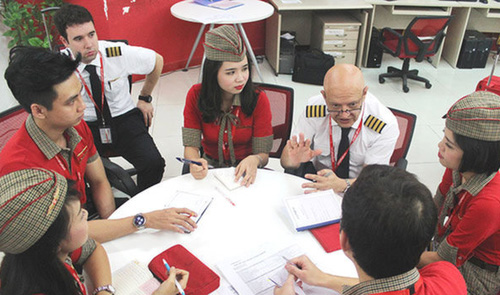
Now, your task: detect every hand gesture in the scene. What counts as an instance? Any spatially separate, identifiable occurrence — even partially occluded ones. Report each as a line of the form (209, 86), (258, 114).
(154, 267), (189, 295)
(303, 169), (347, 194)
(145, 208), (198, 233)
(285, 133), (322, 167)
(137, 99), (154, 127)
(235, 155), (260, 187)
(189, 158), (209, 180)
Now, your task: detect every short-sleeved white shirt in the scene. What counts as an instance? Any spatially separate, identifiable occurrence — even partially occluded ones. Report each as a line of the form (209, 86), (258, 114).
(67, 40), (156, 121)
(292, 92), (399, 178)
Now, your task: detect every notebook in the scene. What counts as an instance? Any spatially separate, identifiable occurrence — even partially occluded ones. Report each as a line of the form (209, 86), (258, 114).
(194, 0), (244, 10)
(214, 167), (242, 191)
(283, 190), (342, 231)
(113, 260), (161, 295)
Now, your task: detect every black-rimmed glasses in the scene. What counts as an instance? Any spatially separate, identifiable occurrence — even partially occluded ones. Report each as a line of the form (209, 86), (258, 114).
(326, 107), (362, 116)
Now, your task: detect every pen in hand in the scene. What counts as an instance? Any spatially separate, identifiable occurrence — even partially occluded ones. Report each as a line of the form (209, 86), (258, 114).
(162, 259), (186, 295)
(176, 157), (214, 169)
(282, 256), (302, 269)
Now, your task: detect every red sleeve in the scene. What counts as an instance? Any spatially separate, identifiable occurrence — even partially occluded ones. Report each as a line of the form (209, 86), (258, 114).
(252, 91), (273, 138)
(183, 84), (203, 130)
(78, 120), (97, 159)
(438, 168), (453, 197)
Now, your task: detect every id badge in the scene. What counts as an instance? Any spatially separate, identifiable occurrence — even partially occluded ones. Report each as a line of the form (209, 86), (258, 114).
(99, 126), (113, 144)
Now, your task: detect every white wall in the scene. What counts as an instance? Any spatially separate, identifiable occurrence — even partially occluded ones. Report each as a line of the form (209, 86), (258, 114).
(0, 21), (18, 113)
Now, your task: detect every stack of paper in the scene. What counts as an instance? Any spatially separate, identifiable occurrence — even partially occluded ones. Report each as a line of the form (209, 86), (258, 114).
(214, 168), (242, 191)
(194, 0), (244, 10)
(164, 191), (213, 232)
(283, 190), (342, 231)
(113, 260), (160, 295)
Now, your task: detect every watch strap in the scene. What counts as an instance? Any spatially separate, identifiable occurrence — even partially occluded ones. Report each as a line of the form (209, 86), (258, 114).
(138, 95), (153, 103)
(93, 284), (115, 295)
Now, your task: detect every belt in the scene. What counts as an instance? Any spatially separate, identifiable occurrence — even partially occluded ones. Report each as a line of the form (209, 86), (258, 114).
(469, 256), (499, 272)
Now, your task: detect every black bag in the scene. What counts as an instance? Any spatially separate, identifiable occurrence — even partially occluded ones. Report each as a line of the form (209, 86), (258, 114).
(292, 49), (335, 85)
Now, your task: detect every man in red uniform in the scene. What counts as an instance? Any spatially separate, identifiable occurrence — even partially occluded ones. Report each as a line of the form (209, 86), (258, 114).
(274, 165), (467, 295)
(1, 46), (197, 243)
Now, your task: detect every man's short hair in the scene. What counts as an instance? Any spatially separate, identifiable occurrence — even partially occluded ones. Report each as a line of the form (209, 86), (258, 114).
(54, 4), (94, 40)
(455, 133), (500, 175)
(4, 46), (80, 113)
(341, 165), (437, 279)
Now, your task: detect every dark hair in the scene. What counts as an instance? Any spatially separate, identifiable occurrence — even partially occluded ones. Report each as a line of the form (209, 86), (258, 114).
(341, 165), (437, 279)
(454, 132), (500, 175)
(0, 181), (83, 295)
(198, 56), (258, 123)
(4, 46), (80, 113)
(54, 4), (94, 41)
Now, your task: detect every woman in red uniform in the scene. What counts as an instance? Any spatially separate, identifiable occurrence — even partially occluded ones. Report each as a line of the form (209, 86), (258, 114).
(418, 91), (500, 295)
(182, 25), (273, 187)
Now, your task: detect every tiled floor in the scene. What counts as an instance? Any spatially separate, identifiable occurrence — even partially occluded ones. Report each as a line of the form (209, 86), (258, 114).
(116, 54), (499, 194)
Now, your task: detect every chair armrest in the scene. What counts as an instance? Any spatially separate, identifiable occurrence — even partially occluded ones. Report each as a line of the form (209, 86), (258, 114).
(379, 27), (403, 56)
(395, 158), (408, 171)
(101, 157), (138, 197)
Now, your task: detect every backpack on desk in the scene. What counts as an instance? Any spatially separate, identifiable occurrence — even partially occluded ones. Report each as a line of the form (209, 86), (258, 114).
(292, 49), (335, 86)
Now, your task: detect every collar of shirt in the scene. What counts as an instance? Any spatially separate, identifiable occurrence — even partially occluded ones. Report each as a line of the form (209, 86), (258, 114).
(343, 268), (420, 295)
(25, 115), (82, 160)
(451, 170), (496, 197)
(76, 50), (101, 74)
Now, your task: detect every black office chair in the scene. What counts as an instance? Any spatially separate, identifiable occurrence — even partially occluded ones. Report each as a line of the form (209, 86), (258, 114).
(378, 16), (452, 93)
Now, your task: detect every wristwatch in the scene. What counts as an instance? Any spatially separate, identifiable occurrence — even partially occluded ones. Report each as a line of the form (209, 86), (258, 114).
(343, 179), (351, 194)
(133, 213), (146, 230)
(138, 94), (153, 103)
(93, 284), (115, 295)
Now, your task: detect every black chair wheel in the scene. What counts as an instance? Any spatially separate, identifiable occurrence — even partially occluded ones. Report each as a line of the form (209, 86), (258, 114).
(379, 77), (385, 84)
(403, 86), (409, 93)
(425, 82), (432, 89)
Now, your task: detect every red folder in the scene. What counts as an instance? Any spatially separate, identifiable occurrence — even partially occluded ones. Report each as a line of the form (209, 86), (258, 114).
(310, 223), (341, 253)
(148, 244), (220, 295)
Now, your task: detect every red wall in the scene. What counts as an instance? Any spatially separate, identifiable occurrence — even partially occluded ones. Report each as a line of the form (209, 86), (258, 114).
(68, 0), (267, 74)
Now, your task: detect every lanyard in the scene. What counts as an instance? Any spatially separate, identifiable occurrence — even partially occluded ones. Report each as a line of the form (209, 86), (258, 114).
(437, 191), (467, 238)
(65, 261), (87, 295)
(328, 107), (364, 172)
(76, 52), (106, 125)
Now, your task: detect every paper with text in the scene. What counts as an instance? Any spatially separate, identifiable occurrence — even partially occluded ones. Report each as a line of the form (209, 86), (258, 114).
(113, 260), (160, 295)
(217, 244), (304, 295)
(284, 190), (342, 231)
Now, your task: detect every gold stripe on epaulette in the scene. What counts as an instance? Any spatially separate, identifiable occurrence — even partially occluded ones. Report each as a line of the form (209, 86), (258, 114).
(306, 105), (326, 118)
(364, 115), (386, 133)
(105, 46), (122, 57)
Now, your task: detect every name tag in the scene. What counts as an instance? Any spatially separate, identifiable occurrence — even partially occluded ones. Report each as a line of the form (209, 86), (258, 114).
(99, 126), (113, 144)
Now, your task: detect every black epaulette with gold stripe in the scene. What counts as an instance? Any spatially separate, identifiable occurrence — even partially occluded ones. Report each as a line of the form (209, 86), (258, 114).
(364, 115), (387, 133)
(306, 105), (326, 118)
(105, 46), (122, 57)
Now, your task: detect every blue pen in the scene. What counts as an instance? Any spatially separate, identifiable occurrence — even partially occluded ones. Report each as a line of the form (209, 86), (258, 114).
(162, 258), (186, 295)
(176, 157), (214, 169)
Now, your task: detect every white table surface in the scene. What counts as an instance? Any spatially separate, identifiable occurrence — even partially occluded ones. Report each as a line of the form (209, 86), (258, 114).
(103, 168), (356, 293)
(171, 0), (274, 25)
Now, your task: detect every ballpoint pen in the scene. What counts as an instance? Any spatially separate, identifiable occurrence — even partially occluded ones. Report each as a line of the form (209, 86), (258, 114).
(162, 258), (186, 295)
(282, 256), (302, 269)
(215, 186), (236, 206)
(176, 157), (214, 168)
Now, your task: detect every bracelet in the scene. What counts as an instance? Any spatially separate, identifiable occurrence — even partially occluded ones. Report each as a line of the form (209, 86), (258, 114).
(255, 154), (264, 168)
(342, 179), (351, 194)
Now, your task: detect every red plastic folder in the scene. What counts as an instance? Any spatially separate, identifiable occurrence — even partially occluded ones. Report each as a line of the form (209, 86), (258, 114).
(148, 244), (220, 295)
(310, 223), (341, 253)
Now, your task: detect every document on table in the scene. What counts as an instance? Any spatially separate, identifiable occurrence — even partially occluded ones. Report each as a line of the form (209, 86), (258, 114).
(217, 244), (340, 295)
(217, 244), (304, 295)
(214, 167), (242, 191)
(113, 260), (160, 295)
(164, 191), (213, 232)
(283, 190), (342, 231)
(281, 0), (301, 3)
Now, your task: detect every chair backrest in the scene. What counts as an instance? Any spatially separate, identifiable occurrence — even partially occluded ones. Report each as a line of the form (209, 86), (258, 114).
(0, 105), (29, 152)
(403, 16), (453, 62)
(254, 83), (294, 159)
(389, 108), (417, 168)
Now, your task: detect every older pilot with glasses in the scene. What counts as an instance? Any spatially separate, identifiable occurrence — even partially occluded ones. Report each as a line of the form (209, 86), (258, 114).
(281, 64), (399, 194)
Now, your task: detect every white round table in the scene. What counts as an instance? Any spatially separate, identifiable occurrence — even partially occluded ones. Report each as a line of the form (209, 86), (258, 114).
(170, 0), (274, 82)
(103, 168), (356, 294)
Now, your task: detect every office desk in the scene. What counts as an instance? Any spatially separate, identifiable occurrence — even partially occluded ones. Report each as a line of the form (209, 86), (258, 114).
(103, 168), (356, 294)
(171, 0), (274, 82)
(265, 0), (372, 74)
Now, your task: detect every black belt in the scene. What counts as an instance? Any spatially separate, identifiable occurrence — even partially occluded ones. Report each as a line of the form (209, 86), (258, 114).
(469, 256), (499, 272)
